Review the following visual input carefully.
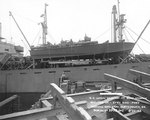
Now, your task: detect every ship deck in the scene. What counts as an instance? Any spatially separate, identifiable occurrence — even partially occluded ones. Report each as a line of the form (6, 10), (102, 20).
(0, 68), (150, 120)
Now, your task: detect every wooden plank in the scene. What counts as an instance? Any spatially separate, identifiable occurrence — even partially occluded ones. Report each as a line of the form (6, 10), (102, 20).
(126, 111), (143, 120)
(41, 100), (53, 108)
(50, 83), (92, 120)
(0, 107), (62, 120)
(129, 69), (150, 82)
(109, 107), (131, 120)
(104, 73), (150, 100)
(0, 95), (18, 107)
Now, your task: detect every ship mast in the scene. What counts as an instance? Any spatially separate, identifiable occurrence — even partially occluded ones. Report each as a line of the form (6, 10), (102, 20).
(111, 5), (117, 43)
(111, 0), (126, 43)
(41, 3), (48, 45)
(117, 0), (126, 42)
(0, 23), (2, 41)
(117, 0), (120, 19)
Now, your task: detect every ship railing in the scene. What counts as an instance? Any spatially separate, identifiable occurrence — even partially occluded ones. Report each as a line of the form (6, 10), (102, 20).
(25, 63), (33, 69)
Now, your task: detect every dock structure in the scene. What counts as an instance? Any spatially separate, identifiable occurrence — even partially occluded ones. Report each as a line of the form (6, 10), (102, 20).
(0, 69), (150, 120)
(104, 73), (150, 100)
(128, 69), (150, 83)
(104, 73), (150, 115)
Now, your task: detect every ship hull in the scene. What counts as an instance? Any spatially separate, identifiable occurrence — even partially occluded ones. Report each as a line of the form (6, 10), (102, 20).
(0, 61), (150, 110)
(31, 42), (134, 60)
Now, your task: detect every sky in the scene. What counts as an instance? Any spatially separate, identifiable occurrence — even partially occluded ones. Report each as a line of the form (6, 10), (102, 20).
(0, 0), (150, 56)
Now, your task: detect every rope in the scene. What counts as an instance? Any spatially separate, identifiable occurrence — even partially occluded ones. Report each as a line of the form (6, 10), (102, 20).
(124, 28), (145, 54)
(31, 27), (42, 45)
(122, 29), (128, 42)
(47, 31), (56, 44)
(126, 26), (150, 45)
(13, 12), (38, 24)
(93, 28), (110, 41)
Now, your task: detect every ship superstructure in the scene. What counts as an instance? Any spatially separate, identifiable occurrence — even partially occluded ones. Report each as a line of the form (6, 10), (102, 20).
(0, 23), (24, 69)
(0, 23), (23, 56)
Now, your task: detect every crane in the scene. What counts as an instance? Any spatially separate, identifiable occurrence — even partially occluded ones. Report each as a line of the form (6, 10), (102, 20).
(9, 11), (31, 50)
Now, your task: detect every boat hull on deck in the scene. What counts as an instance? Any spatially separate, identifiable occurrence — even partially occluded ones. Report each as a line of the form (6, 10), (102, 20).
(30, 42), (134, 60)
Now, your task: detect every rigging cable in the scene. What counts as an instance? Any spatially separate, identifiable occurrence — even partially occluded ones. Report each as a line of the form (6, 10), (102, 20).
(13, 13), (38, 24)
(122, 29), (128, 42)
(32, 27), (42, 45)
(132, 19), (150, 47)
(9, 13), (12, 43)
(124, 28), (145, 54)
(20, 39), (28, 49)
(93, 28), (110, 41)
(120, 20), (150, 64)
(125, 25), (150, 45)
(12, 12), (44, 47)
(47, 30), (56, 44)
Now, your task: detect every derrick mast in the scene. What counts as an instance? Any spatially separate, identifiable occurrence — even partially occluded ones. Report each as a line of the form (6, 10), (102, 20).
(0, 23), (1, 41)
(118, 14), (126, 41)
(111, 1), (126, 43)
(41, 3), (48, 45)
(111, 5), (117, 43)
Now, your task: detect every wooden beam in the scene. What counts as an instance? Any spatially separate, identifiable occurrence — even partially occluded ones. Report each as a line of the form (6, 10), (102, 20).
(126, 111), (143, 120)
(41, 87), (123, 102)
(0, 107), (62, 120)
(0, 95), (18, 107)
(129, 69), (150, 82)
(41, 100), (53, 108)
(104, 73), (150, 100)
(107, 107), (131, 120)
(50, 83), (92, 120)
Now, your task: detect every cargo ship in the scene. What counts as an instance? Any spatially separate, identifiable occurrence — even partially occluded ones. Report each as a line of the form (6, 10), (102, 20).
(0, 2), (150, 112)
(30, 5), (134, 67)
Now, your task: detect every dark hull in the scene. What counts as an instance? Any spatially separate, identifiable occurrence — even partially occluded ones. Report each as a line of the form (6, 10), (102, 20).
(31, 42), (134, 60)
